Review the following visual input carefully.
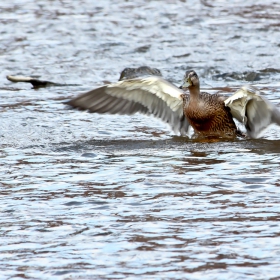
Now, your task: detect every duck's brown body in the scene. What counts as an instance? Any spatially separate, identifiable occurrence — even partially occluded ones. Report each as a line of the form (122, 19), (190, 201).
(182, 71), (238, 138)
(183, 92), (237, 137)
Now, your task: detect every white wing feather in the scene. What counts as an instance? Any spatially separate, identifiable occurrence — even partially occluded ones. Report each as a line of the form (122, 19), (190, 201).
(225, 85), (280, 138)
(68, 76), (190, 136)
(107, 77), (183, 112)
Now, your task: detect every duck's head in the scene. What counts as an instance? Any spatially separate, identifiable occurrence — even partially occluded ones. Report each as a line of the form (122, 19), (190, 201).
(180, 70), (200, 90)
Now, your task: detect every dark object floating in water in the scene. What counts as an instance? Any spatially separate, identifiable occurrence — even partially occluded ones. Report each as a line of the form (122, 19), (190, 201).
(119, 66), (162, 81)
(67, 69), (280, 139)
(6, 75), (80, 89)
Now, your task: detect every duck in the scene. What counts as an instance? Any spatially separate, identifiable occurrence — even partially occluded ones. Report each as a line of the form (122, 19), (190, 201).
(180, 70), (239, 138)
(67, 69), (280, 139)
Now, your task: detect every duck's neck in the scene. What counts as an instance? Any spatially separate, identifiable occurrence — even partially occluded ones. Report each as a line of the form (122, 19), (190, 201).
(188, 85), (200, 100)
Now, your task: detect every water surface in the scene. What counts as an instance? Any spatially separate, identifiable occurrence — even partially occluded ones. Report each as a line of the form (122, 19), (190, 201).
(1, 1), (280, 279)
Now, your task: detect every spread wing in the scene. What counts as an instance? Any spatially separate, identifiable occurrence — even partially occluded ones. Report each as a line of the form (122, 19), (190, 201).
(224, 85), (280, 138)
(67, 76), (190, 136)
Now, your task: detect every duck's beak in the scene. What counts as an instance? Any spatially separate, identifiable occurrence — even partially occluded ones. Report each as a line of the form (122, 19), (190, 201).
(179, 78), (191, 90)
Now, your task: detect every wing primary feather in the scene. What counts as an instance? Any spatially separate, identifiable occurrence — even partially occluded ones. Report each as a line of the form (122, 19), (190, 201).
(67, 76), (190, 135)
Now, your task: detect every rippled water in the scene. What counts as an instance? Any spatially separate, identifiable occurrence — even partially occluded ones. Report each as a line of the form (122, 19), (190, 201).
(1, 1), (280, 279)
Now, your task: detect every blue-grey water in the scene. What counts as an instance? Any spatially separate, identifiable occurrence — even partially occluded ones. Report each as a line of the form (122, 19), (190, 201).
(1, 1), (280, 279)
